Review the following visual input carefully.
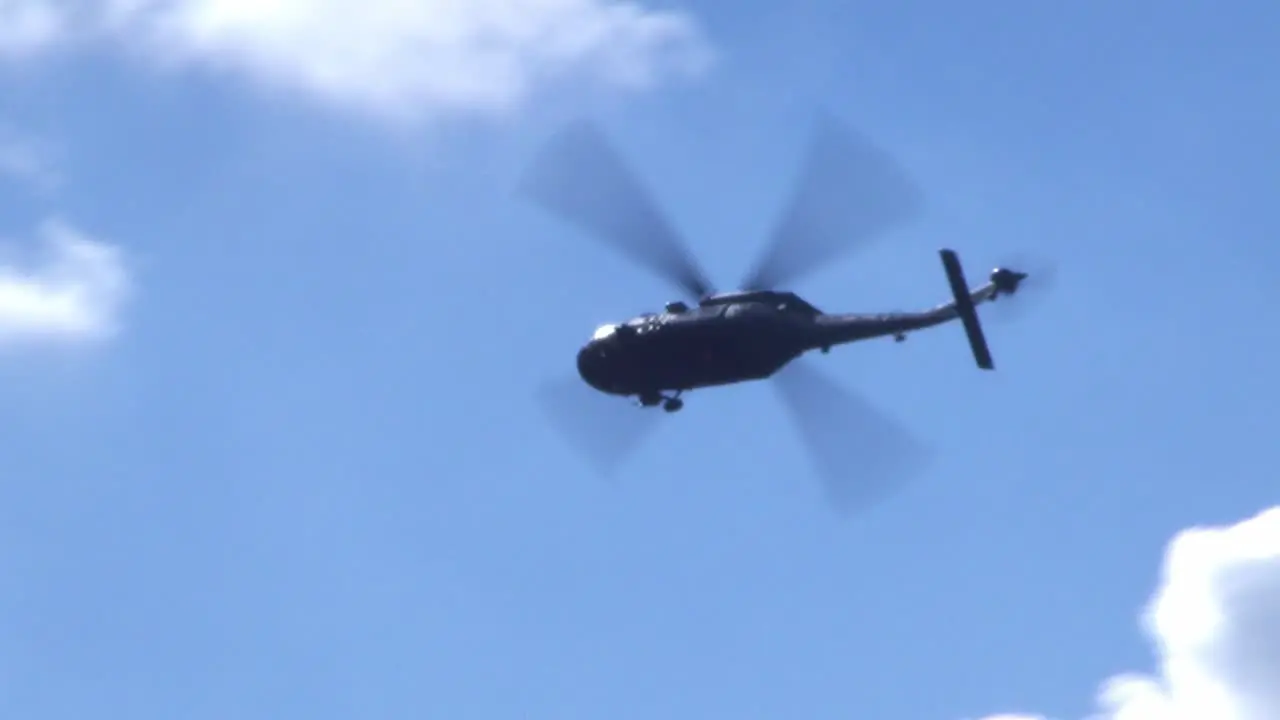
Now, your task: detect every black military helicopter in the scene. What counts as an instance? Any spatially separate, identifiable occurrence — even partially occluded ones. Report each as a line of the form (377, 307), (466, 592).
(522, 113), (1038, 509)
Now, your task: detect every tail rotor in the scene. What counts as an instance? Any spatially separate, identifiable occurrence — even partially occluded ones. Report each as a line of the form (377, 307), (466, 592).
(986, 252), (1058, 322)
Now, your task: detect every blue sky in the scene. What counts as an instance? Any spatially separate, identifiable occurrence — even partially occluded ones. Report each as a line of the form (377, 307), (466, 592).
(1, 1), (1279, 719)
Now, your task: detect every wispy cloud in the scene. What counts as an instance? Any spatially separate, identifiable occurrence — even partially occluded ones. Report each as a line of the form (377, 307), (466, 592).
(0, 125), (59, 192)
(0, 0), (65, 57)
(0, 119), (124, 347)
(978, 507), (1280, 720)
(0, 219), (130, 348)
(1, 0), (713, 119)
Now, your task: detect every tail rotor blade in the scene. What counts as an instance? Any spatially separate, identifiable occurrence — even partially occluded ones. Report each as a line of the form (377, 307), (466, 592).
(536, 375), (659, 478)
(772, 359), (931, 514)
(741, 111), (925, 292)
(987, 253), (1059, 323)
(519, 119), (715, 301)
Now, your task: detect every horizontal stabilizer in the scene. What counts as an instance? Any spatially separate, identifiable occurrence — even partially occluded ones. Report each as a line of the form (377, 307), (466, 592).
(939, 249), (995, 370)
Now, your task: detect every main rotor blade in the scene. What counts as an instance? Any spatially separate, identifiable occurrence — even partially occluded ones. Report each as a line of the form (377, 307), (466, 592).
(519, 120), (715, 301)
(536, 374), (660, 478)
(740, 112), (925, 292)
(772, 359), (931, 514)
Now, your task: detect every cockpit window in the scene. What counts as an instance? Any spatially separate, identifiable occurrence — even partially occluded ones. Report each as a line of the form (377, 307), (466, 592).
(592, 324), (619, 341)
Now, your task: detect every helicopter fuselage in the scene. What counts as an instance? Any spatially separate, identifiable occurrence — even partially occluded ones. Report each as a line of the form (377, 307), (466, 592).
(576, 292), (816, 402)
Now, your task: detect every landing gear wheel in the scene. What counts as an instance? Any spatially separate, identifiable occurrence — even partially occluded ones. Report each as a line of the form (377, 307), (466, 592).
(663, 397), (684, 412)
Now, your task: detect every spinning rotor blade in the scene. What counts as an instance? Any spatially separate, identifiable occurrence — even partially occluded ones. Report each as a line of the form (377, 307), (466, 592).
(536, 375), (660, 477)
(741, 112), (925, 291)
(520, 120), (715, 300)
(772, 360), (931, 514)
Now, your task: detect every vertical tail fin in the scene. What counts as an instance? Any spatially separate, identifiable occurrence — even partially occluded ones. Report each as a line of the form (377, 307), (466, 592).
(938, 249), (995, 370)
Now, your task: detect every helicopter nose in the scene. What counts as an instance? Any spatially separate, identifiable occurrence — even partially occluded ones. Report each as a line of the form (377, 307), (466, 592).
(576, 342), (609, 390)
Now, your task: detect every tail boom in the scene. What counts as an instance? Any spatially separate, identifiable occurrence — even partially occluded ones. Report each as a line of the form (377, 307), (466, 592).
(802, 251), (1026, 360)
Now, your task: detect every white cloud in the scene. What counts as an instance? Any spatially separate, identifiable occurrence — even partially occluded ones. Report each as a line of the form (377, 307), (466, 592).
(978, 507), (1280, 720)
(0, 219), (130, 347)
(1, 0), (713, 119)
(0, 0), (65, 57)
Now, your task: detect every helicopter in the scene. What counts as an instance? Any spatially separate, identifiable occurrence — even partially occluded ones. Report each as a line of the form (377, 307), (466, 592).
(520, 113), (1042, 509)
